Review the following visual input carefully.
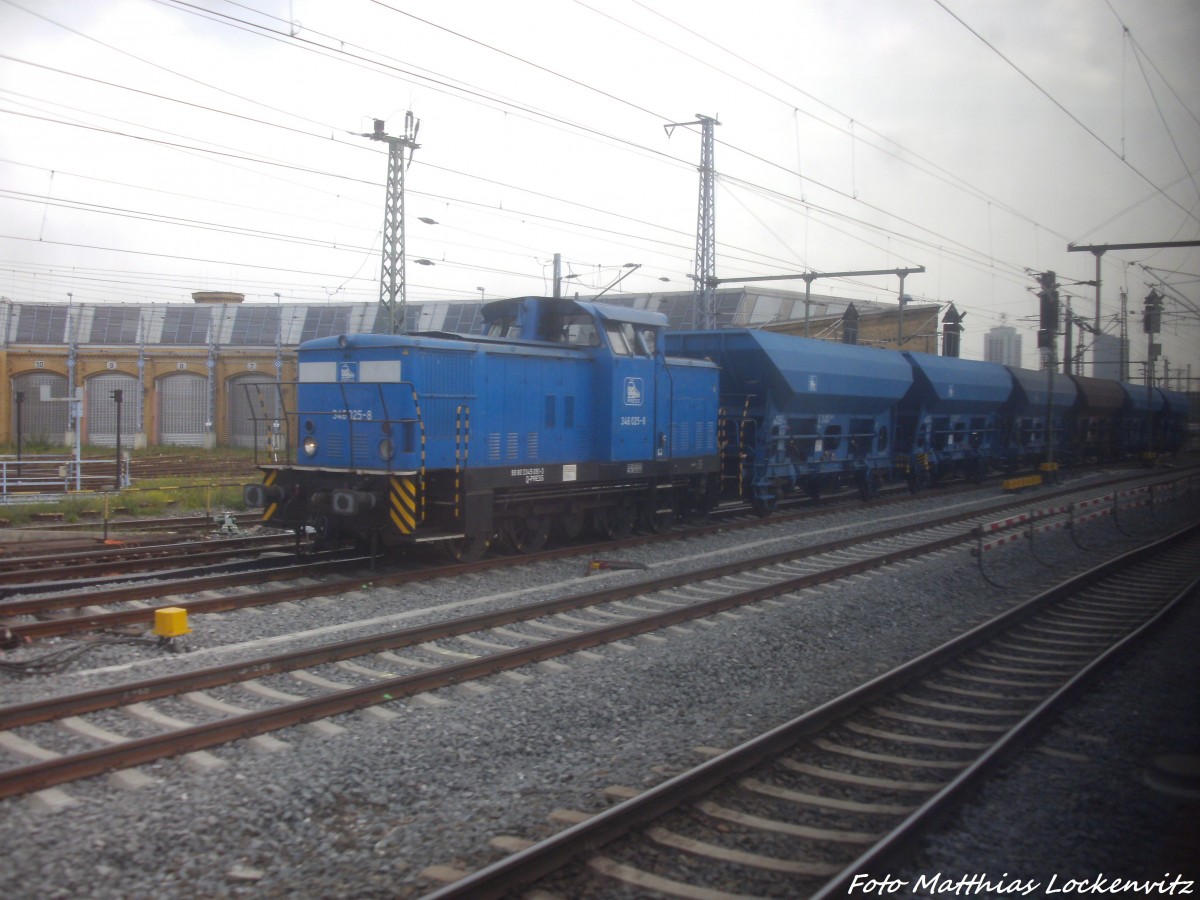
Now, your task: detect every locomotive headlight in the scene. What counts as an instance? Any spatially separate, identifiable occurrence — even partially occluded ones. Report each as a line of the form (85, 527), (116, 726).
(302, 435), (318, 457)
(378, 437), (395, 460)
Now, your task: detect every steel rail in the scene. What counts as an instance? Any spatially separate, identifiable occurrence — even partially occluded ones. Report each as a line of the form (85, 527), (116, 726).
(0, 534), (295, 586)
(0, 555), (359, 627)
(0, 522), (983, 800)
(3, 466), (1191, 640)
(419, 522), (1200, 900)
(3, 469), (1193, 721)
(810, 532), (1200, 898)
(0, 518), (972, 731)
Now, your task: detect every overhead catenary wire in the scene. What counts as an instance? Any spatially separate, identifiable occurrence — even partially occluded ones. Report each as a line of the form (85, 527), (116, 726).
(0, 2), (1123, 285)
(115, 0), (1088, 288)
(0, 0), (1194, 363)
(932, 0), (1200, 229)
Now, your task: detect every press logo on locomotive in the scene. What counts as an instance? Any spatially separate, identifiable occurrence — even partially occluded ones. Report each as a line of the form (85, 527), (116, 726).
(624, 376), (644, 406)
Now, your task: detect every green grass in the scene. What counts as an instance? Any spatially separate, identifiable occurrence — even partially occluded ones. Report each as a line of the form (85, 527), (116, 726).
(0, 448), (256, 527)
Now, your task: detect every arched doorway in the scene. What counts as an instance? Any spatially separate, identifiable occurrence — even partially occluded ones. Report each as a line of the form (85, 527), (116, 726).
(85, 373), (138, 448)
(227, 373), (278, 449)
(157, 373), (207, 446)
(11, 372), (70, 446)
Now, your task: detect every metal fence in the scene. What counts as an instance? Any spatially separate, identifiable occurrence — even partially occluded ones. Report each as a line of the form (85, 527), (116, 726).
(0, 455), (129, 498)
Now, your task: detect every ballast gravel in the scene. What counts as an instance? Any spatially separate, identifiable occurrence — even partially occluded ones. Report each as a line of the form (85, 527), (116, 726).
(0, 472), (1196, 899)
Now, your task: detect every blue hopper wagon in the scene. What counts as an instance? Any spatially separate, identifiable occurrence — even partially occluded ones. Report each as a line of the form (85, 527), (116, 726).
(664, 329), (912, 510)
(897, 351), (1013, 485)
(1002, 367), (1079, 469)
(1117, 381), (1167, 461)
(1158, 388), (1191, 454)
(1068, 375), (1126, 462)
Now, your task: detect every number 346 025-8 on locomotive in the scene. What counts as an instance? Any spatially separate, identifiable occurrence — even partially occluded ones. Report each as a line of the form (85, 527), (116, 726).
(242, 296), (722, 562)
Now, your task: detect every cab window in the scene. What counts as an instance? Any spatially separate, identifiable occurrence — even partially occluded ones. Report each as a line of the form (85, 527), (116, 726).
(486, 315), (519, 338)
(540, 313), (598, 346)
(605, 322), (633, 355)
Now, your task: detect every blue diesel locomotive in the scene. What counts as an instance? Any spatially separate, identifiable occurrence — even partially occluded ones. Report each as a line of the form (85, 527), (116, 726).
(244, 295), (1189, 553)
(243, 297), (720, 560)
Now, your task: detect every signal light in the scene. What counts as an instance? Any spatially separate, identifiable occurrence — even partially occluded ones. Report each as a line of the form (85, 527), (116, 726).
(1038, 271), (1059, 333)
(1143, 289), (1163, 334)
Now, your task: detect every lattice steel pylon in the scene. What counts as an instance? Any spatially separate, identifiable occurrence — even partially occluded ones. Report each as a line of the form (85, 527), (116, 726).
(666, 114), (720, 329)
(363, 113), (421, 334)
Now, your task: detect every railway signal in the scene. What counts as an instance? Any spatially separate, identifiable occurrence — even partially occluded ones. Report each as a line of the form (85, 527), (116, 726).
(1142, 288), (1163, 334)
(1037, 270), (1059, 349)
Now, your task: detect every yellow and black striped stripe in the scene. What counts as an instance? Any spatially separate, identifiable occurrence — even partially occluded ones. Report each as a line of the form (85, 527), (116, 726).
(389, 476), (421, 534)
(262, 470), (279, 522)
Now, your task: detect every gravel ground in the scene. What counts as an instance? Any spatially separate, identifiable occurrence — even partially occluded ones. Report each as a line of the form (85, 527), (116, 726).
(884, 561), (1200, 900)
(0, 471), (1195, 900)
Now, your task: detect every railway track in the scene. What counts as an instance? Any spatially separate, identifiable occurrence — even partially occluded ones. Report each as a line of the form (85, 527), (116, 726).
(0, 533), (299, 588)
(2, 467), (1192, 643)
(4, 511), (261, 536)
(0, 475), (1193, 808)
(422, 522), (1200, 899)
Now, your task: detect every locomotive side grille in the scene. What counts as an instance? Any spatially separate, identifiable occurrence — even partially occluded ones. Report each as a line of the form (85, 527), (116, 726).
(326, 434), (345, 460)
(673, 420), (691, 451)
(526, 431), (538, 459)
(352, 434), (373, 465)
(506, 432), (519, 460)
(487, 432), (501, 461)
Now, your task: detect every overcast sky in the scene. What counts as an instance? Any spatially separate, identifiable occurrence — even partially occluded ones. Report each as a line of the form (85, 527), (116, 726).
(1, 0), (1198, 372)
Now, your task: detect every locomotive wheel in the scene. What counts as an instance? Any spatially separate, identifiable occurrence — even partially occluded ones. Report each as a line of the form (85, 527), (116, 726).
(442, 534), (490, 563)
(592, 501), (636, 540)
(496, 514), (551, 554)
(750, 495), (771, 518)
(556, 510), (586, 542)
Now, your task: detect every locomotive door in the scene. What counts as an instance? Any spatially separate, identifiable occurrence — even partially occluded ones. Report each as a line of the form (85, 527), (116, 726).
(600, 319), (656, 462)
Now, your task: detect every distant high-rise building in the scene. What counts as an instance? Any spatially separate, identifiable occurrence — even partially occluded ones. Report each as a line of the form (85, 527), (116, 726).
(1092, 333), (1126, 381)
(985, 325), (1022, 367)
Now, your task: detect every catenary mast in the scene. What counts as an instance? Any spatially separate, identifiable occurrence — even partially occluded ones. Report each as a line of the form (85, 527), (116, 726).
(667, 114), (720, 329)
(363, 113), (421, 334)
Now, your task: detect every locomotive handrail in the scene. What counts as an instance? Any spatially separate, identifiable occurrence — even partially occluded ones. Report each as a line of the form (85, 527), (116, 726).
(240, 380), (295, 466)
(242, 379), (426, 473)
